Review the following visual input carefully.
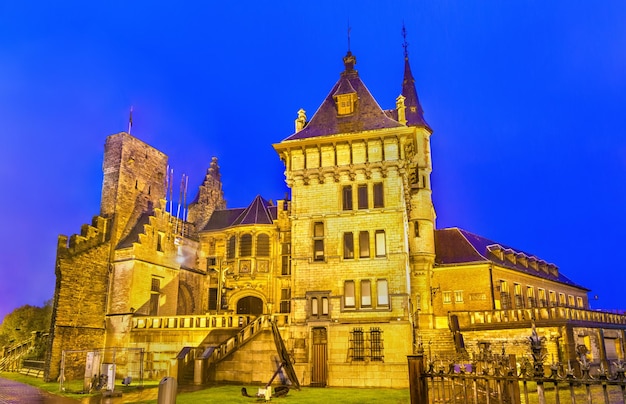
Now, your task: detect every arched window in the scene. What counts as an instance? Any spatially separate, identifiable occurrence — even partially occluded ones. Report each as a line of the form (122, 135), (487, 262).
(256, 234), (270, 256)
(240, 234), (252, 257)
(226, 236), (236, 259)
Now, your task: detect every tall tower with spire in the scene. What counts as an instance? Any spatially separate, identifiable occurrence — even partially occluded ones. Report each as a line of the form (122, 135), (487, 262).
(399, 24), (438, 329)
(273, 29), (435, 384)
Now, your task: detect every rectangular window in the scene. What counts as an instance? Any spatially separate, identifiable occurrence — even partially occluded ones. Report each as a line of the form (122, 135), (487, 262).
(281, 243), (291, 275)
(342, 185), (353, 210)
(343, 232), (354, 259)
(375, 230), (386, 257)
(559, 293), (566, 306)
(361, 280), (372, 307)
(313, 222), (324, 261)
(377, 279), (389, 307)
(576, 296), (584, 308)
(514, 283), (524, 308)
(151, 277), (161, 292)
(359, 231), (370, 258)
(208, 288), (218, 311)
(454, 290), (463, 303)
(344, 281), (355, 308)
(549, 291), (557, 306)
(500, 280), (510, 309)
(538, 288), (547, 307)
(351, 328), (365, 361)
(373, 183), (384, 208)
(414, 221), (420, 238)
(370, 327), (384, 361)
(527, 286), (536, 308)
(443, 291), (452, 304)
(280, 288), (291, 313)
(357, 184), (368, 209)
(322, 297), (329, 315)
(568, 295), (575, 307)
(309, 293), (330, 319)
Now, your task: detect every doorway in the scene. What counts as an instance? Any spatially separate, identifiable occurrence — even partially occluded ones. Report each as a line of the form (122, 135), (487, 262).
(236, 296), (263, 315)
(311, 327), (328, 387)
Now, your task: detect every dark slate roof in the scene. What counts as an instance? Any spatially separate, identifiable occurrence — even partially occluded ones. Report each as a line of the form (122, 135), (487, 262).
(401, 57), (430, 129)
(116, 213), (151, 249)
(203, 195), (277, 231)
(434, 228), (588, 290)
(283, 52), (403, 141)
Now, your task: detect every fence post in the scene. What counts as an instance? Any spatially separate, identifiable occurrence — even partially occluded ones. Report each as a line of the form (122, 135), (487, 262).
(407, 351), (427, 404)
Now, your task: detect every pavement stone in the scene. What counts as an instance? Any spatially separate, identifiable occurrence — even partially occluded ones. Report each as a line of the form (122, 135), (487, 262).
(0, 377), (79, 403)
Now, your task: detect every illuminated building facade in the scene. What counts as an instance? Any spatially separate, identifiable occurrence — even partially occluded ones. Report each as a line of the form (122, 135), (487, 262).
(45, 47), (625, 388)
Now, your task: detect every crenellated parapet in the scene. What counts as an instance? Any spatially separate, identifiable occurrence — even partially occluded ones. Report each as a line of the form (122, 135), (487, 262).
(57, 215), (111, 257)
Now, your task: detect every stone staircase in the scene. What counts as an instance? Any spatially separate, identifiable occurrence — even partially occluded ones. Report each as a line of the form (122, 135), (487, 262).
(415, 329), (458, 358)
(177, 315), (274, 384)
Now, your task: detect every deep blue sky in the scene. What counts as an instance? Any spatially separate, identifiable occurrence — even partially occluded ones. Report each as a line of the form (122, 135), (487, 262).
(1, 1), (625, 322)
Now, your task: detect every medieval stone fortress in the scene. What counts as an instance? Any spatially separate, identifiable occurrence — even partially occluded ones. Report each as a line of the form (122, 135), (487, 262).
(44, 44), (625, 389)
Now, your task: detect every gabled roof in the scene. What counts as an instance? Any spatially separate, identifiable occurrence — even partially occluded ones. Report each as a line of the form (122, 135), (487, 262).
(283, 52), (403, 141)
(434, 228), (588, 290)
(203, 195), (277, 231)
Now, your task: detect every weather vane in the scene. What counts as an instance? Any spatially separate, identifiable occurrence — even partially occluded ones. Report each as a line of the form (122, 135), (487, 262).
(347, 20), (352, 52)
(402, 22), (409, 59)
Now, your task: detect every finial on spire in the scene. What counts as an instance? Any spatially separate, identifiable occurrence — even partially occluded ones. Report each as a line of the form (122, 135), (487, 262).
(402, 22), (409, 59)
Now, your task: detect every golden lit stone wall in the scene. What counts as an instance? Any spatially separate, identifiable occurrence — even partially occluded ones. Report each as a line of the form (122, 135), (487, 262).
(46, 236), (110, 381)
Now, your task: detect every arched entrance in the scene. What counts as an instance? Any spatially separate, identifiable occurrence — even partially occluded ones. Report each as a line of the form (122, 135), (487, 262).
(177, 282), (195, 315)
(236, 296), (263, 315)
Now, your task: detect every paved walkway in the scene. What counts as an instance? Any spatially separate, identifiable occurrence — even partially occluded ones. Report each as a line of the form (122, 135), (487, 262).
(0, 377), (79, 403)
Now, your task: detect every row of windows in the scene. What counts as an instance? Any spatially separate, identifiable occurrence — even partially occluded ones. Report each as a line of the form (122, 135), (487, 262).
(313, 222), (387, 262)
(342, 183), (384, 211)
(344, 279), (389, 309)
(343, 230), (387, 259)
(349, 327), (384, 362)
(226, 234), (270, 259)
(499, 281), (584, 309)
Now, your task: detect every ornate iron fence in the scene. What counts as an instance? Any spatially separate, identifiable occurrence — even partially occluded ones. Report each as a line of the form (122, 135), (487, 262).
(408, 325), (626, 404)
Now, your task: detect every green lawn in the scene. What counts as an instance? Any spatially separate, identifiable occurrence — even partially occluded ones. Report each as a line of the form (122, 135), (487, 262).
(169, 385), (410, 404)
(0, 372), (410, 403)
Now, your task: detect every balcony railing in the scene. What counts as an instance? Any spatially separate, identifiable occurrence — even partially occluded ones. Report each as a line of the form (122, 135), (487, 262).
(131, 313), (290, 331)
(449, 307), (626, 330)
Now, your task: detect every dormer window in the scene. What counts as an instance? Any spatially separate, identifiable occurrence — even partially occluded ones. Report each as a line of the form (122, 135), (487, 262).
(333, 77), (357, 116)
(336, 93), (356, 115)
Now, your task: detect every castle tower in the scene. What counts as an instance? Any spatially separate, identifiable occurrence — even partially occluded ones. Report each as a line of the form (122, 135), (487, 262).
(100, 132), (168, 244)
(273, 48), (432, 387)
(399, 30), (438, 328)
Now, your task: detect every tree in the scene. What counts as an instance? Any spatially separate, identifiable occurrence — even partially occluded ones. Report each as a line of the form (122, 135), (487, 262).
(0, 299), (52, 347)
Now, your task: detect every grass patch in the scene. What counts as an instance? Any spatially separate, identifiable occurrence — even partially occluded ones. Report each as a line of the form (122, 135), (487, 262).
(0, 371), (159, 400)
(168, 385), (410, 404)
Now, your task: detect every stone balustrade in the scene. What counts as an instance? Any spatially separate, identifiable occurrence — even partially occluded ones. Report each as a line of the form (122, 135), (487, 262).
(450, 307), (626, 330)
(131, 313), (289, 331)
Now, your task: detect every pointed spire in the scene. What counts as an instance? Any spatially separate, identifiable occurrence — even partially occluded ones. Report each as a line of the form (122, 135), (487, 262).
(400, 24), (429, 129)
